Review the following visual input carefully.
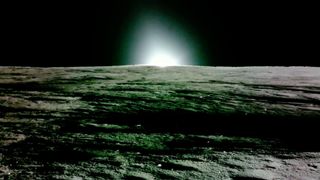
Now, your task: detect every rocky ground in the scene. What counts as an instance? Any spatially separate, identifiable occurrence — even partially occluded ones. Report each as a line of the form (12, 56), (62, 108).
(0, 66), (319, 179)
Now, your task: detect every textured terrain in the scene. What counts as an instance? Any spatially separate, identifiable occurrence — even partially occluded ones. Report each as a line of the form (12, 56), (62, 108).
(0, 66), (319, 179)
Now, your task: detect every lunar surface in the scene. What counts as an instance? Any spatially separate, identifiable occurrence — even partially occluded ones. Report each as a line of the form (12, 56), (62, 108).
(0, 66), (319, 179)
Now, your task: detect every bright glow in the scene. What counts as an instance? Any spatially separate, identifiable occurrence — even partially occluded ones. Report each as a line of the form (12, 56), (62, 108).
(145, 51), (180, 67)
(121, 11), (204, 66)
(134, 18), (187, 67)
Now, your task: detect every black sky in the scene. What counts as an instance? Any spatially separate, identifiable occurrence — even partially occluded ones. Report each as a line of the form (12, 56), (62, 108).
(1, 1), (319, 66)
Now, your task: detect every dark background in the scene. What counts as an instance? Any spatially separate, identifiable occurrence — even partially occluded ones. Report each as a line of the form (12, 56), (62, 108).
(1, 1), (319, 66)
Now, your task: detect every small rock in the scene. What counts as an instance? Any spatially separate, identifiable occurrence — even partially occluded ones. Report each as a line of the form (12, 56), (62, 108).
(307, 163), (318, 169)
(265, 165), (276, 169)
(132, 163), (145, 168)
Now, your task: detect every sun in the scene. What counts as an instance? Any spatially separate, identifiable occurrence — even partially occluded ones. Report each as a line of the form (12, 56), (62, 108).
(146, 52), (180, 67)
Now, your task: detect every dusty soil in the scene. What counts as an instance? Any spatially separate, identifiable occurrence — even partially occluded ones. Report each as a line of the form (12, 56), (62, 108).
(0, 66), (319, 179)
